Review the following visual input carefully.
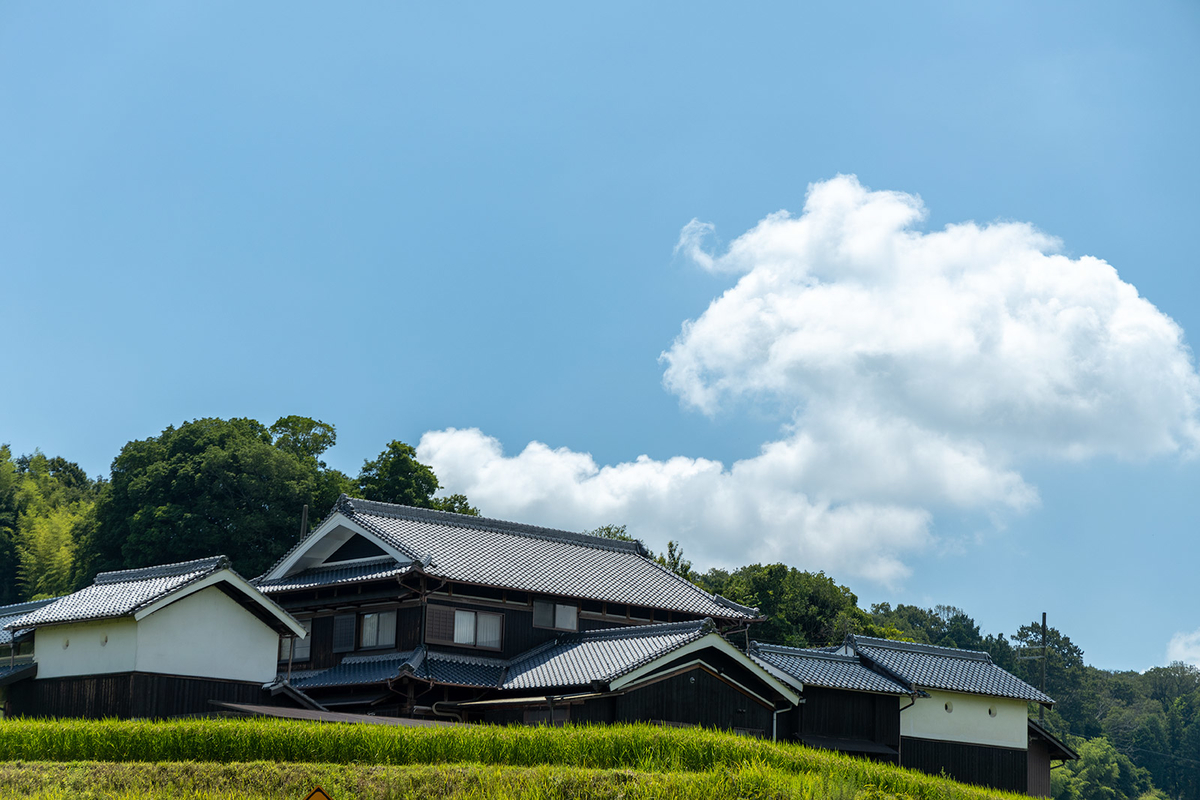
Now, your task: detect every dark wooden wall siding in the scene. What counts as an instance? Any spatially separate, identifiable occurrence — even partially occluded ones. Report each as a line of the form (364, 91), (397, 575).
(307, 615), (337, 669)
(9, 674), (272, 719)
(614, 668), (773, 737)
(1027, 737), (1052, 797)
(797, 687), (900, 748)
(397, 605), (423, 650)
(900, 737), (1027, 794)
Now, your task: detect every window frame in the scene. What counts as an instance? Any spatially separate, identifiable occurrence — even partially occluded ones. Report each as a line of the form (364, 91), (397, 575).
(532, 599), (579, 632)
(359, 609), (397, 650)
(278, 618), (313, 663)
(425, 604), (505, 652)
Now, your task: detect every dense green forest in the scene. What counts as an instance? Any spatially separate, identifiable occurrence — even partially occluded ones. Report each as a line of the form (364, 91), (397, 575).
(2, 415), (1197, 800)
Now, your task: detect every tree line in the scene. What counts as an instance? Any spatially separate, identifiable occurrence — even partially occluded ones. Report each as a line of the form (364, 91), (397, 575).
(3, 415), (1198, 800)
(0, 415), (476, 602)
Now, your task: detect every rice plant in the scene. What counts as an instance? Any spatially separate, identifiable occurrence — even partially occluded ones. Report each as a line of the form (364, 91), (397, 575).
(0, 719), (1024, 800)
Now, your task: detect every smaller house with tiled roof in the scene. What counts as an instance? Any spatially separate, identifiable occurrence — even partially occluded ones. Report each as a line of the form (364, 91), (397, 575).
(750, 634), (1077, 796)
(2, 556), (305, 719)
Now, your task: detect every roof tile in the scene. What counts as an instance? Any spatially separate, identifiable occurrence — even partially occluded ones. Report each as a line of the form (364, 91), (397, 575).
(5, 556), (227, 631)
(749, 643), (909, 694)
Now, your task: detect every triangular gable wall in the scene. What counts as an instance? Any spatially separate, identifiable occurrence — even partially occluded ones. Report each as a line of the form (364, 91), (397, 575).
(262, 512), (411, 580)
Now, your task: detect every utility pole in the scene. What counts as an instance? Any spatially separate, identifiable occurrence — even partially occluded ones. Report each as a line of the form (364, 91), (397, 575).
(1016, 611), (1050, 723)
(1040, 611), (1047, 724)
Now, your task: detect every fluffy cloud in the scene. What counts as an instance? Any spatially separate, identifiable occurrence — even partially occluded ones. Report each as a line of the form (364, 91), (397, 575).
(1167, 628), (1200, 667)
(420, 176), (1200, 585)
(666, 175), (1200, 462)
(418, 427), (931, 585)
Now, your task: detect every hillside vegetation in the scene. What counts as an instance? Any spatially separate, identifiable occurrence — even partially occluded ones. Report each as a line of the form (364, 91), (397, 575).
(0, 718), (1021, 800)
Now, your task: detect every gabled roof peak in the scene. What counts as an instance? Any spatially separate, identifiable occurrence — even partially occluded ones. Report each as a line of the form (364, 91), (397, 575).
(334, 495), (652, 557)
(94, 555), (229, 585)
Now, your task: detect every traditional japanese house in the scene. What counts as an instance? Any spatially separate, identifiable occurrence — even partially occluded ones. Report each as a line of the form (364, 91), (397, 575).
(750, 635), (1078, 795)
(2, 556), (306, 718)
(254, 496), (799, 732)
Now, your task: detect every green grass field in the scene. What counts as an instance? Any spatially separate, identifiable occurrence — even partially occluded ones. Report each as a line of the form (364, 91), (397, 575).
(0, 719), (1022, 800)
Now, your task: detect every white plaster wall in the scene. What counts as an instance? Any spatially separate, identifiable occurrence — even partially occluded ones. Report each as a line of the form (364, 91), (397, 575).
(135, 586), (280, 683)
(33, 618), (138, 679)
(901, 689), (1028, 749)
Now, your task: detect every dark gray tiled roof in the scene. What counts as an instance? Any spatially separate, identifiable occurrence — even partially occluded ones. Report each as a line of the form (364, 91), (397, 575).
(416, 651), (507, 688)
(502, 619), (713, 690)
(749, 643), (908, 694)
(256, 559), (411, 594)
(275, 498), (756, 621)
(5, 556), (228, 630)
(849, 635), (1054, 704)
(290, 651), (417, 689)
(0, 598), (57, 645)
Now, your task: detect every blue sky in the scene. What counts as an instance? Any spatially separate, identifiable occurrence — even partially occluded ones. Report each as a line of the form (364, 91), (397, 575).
(2, 2), (1197, 671)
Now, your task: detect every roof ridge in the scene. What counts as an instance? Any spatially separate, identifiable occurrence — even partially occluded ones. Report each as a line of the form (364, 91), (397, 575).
(425, 650), (509, 667)
(852, 635), (992, 663)
(94, 555), (228, 585)
(753, 642), (859, 662)
(338, 495), (652, 557)
(340, 650), (417, 665)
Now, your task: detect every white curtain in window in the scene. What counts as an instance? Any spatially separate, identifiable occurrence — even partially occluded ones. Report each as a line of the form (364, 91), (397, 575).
(555, 604), (578, 631)
(476, 613), (502, 649)
(454, 610), (476, 645)
(377, 610), (396, 648)
(361, 613), (380, 647)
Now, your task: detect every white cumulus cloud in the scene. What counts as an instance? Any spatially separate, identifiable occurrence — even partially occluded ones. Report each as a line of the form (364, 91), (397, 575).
(420, 175), (1200, 586)
(1167, 628), (1200, 667)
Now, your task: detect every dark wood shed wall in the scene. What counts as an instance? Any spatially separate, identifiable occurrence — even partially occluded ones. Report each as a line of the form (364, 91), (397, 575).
(1027, 737), (1053, 797)
(614, 667), (774, 736)
(9, 673), (272, 719)
(793, 686), (900, 749)
(479, 668), (775, 737)
(900, 737), (1027, 794)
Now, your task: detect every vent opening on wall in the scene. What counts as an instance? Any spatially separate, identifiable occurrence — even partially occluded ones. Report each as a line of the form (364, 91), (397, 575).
(988, 705), (997, 717)
(944, 701), (953, 713)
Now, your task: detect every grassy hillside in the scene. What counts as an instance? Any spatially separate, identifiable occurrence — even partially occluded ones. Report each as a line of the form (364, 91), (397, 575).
(0, 719), (1023, 800)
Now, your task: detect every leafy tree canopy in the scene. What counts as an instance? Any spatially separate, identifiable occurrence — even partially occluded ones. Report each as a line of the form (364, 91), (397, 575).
(75, 417), (347, 583)
(269, 416), (337, 464)
(356, 440), (478, 516)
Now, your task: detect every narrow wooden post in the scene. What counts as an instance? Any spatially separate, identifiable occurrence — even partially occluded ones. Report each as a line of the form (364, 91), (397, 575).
(1040, 612), (1047, 724)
